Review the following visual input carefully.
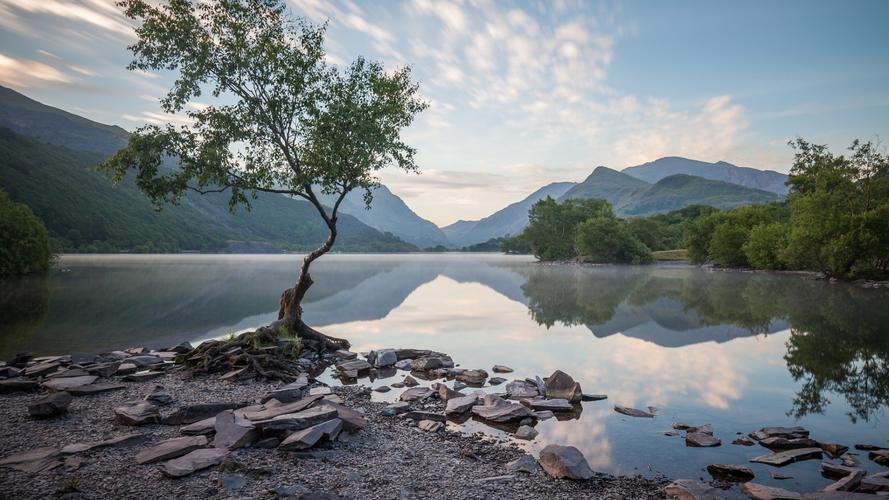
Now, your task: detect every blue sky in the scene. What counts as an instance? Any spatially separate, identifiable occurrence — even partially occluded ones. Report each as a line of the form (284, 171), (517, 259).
(1, 0), (887, 225)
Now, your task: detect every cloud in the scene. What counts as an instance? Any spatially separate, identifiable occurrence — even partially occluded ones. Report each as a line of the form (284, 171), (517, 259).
(1, 0), (133, 38)
(0, 53), (71, 88)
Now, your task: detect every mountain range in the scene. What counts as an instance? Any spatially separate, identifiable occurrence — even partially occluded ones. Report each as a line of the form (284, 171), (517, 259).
(0, 85), (790, 252)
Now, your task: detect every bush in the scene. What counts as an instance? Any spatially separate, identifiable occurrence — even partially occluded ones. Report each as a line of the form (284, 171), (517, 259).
(575, 217), (654, 264)
(523, 197), (612, 261)
(744, 222), (788, 269)
(0, 189), (53, 275)
(708, 222), (749, 267)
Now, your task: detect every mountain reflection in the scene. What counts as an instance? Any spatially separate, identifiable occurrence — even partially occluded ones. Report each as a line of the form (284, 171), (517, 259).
(2, 255), (887, 421)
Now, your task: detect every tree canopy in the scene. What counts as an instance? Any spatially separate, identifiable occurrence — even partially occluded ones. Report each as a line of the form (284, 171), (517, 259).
(0, 188), (53, 275)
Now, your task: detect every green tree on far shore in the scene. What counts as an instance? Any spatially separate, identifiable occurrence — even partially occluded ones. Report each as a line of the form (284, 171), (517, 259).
(0, 188), (53, 276)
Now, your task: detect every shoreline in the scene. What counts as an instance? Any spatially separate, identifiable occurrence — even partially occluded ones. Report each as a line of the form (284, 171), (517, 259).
(0, 352), (668, 499)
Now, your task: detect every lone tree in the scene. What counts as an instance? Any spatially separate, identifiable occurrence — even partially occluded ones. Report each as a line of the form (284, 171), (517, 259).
(103, 0), (426, 353)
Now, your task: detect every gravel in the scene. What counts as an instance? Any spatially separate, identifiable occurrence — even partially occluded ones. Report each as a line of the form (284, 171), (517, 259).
(0, 371), (668, 499)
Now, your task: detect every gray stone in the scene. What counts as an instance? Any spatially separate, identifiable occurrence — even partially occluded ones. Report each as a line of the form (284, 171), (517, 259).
(124, 371), (164, 382)
(280, 418), (343, 450)
(527, 398), (573, 411)
(46, 368), (90, 379)
(760, 437), (819, 450)
(663, 479), (723, 500)
(24, 361), (61, 377)
(394, 359), (412, 370)
(85, 362), (121, 378)
(382, 402), (410, 416)
(398, 387), (433, 402)
(373, 349), (397, 367)
(335, 359), (372, 378)
(492, 365), (513, 373)
(687, 424), (713, 435)
(117, 363), (137, 375)
(219, 474), (248, 492)
(373, 385), (390, 393)
(253, 406), (337, 431)
(456, 369), (488, 385)
(162, 402), (241, 424)
(126, 355), (163, 367)
(28, 391), (72, 418)
(334, 349), (357, 360)
(534, 410), (555, 420)
(436, 384), (464, 401)
(181, 417), (217, 436)
(741, 482), (803, 499)
(505, 380), (539, 399)
(315, 400), (367, 431)
(707, 463), (754, 481)
(488, 376), (506, 385)
(159, 448), (228, 477)
(819, 443), (849, 459)
(0, 378), (39, 393)
(538, 444), (594, 480)
(144, 385), (174, 405)
(411, 357), (445, 371)
(135, 435), (208, 464)
(62, 433), (150, 454)
(214, 410), (259, 450)
(506, 454), (540, 474)
(581, 394), (607, 401)
(823, 469), (865, 492)
(515, 425), (538, 440)
(471, 400), (533, 422)
(544, 370), (582, 403)
(751, 447), (822, 466)
(417, 419), (443, 432)
(0, 447), (60, 468)
(66, 382), (126, 395)
(686, 433), (721, 447)
(114, 401), (160, 426)
(402, 375), (419, 387)
(445, 395), (478, 415)
(750, 426), (809, 441)
(614, 405), (654, 418)
(42, 375), (97, 391)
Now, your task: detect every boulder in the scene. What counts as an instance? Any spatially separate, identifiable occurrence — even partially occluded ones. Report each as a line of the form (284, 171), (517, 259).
(445, 395), (479, 415)
(159, 448), (228, 477)
(394, 359), (412, 370)
(28, 392), (72, 418)
(707, 463), (754, 481)
(515, 425), (538, 440)
(335, 359), (371, 378)
(382, 402), (411, 416)
(213, 410), (259, 449)
(417, 420), (443, 432)
(663, 479), (723, 500)
(492, 365), (513, 373)
(506, 454), (540, 474)
(544, 370), (582, 403)
(456, 369), (488, 385)
(686, 433), (721, 447)
(135, 435), (208, 464)
(538, 444), (594, 480)
(505, 380), (539, 399)
(42, 375), (97, 391)
(0, 378), (39, 393)
(280, 418), (343, 450)
(751, 448), (822, 466)
(398, 387), (433, 402)
(749, 426), (809, 441)
(614, 406), (654, 418)
(162, 402), (241, 425)
(372, 349), (397, 368)
(527, 398), (572, 411)
(114, 401), (160, 426)
(740, 482), (803, 500)
(471, 400), (533, 423)
(252, 406), (337, 431)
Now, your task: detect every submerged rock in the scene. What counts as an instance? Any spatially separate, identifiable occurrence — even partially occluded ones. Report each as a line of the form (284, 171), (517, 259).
(538, 444), (593, 480)
(759, 436), (819, 450)
(751, 447), (822, 466)
(686, 433), (721, 447)
(749, 426), (809, 441)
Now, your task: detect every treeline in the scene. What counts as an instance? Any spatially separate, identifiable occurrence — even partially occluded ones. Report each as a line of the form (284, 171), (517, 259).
(0, 187), (53, 275)
(505, 139), (889, 279)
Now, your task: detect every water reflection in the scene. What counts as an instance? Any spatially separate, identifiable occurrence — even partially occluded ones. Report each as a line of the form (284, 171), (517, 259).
(2, 255), (888, 429)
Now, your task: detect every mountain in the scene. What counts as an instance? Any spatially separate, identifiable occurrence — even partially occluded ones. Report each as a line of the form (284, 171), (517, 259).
(618, 174), (783, 216)
(0, 86), (416, 252)
(557, 166), (651, 207)
(622, 156), (788, 195)
(441, 181), (575, 247)
(319, 185), (449, 248)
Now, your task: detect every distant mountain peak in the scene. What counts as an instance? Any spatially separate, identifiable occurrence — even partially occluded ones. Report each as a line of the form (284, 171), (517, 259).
(622, 156), (788, 195)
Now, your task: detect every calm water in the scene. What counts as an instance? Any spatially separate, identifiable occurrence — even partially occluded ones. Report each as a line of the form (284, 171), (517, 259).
(3, 254), (888, 493)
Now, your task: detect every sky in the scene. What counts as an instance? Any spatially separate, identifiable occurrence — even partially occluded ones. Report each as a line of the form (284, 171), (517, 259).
(1, 0), (888, 226)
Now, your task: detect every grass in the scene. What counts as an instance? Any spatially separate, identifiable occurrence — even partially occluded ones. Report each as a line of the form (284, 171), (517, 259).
(653, 249), (689, 261)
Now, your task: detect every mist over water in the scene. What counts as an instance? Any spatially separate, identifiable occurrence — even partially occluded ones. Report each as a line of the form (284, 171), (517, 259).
(2, 253), (887, 491)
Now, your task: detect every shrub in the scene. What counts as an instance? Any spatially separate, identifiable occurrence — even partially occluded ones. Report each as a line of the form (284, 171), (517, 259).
(0, 189), (53, 275)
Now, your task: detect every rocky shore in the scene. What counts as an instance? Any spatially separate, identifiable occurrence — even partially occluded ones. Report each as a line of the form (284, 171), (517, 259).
(0, 347), (668, 499)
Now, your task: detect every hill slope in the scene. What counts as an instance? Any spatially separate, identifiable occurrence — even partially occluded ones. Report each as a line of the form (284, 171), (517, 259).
(558, 166), (651, 207)
(622, 156), (788, 195)
(619, 174), (783, 216)
(442, 182), (575, 247)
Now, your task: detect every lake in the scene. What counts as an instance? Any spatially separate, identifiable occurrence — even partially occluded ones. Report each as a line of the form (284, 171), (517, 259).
(2, 254), (888, 493)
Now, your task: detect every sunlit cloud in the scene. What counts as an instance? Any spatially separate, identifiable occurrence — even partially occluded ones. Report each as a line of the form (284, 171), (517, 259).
(0, 53), (71, 88)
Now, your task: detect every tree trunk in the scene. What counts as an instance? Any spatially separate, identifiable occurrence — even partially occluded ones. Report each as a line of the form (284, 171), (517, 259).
(260, 223), (351, 351)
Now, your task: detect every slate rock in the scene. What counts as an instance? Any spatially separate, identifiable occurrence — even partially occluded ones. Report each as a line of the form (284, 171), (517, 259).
(85, 362), (121, 378)
(417, 420), (443, 432)
(117, 363), (137, 375)
(740, 482), (803, 499)
(373, 385), (390, 393)
(280, 418), (343, 450)
(823, 469), (865, 492)
(402, 375), (419, 387)
(382, 402), (411, 416)
(515, 425), (538, 440)
(819, 443), (849, 459)
(488, 377), (506, 385)
(398, 387), (433, 402)
(214, 410), (259, 450)
(372, 349), (397, 368)
(527, 398), (573, 411)
(544, 370), (582, 403)
(126, 355), (163, 367)
(581, 393), (607, 401)
(506, 454), (540, 474)
(760, 437), (819, 450)
(859, 473), (889, 493)
(159, 448), (228, 477)
(315, 400), (367, 431)
(253, 406), (337, 431)
(505, 380), (539, 399)
(538, 444), (594, 480)
(114, 401), (160, 426)
(0, 447), (61, 468)
(162, 402), (240, 425)
(28, 391), (72, 418)
(42, 375), (97, 391)
(46, 368), (90, 379)
(124, 371), (164, 382)
(62, 433), (149, 454)
(24, 361), (61, 377)
(492, 365), (513, 373)
(411, 357), (445, 371)
(751, 448), (823, 466)
(445, 395), (478, 415)
(733, 436), (756, 446)
(707, 463), (754, 481)
(663, 479), (723, 500)
(144, 385), (174, 405)
(0, 378), (39, 393)
(135, 435), (208, 464)
(456, 369), (488, 385)
(749, 426), (809, 441)
(334, 350), (357, 360)
(821, 461), (861, 480)
(614, 405), (654, 418)
(471, 400), (533, 422)
(870, 449), (889, 466)
(436, 384), (464, 401)
(687, 433), (721, 447)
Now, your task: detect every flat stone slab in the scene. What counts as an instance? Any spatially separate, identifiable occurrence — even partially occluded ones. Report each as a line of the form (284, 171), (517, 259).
(159, 448), (228, 477)
(28, 392), (72, 418)
(315, 400), (367, 431)
(135, 435), (208, 464)
(505, 380), (539, 399)
(538, 444), (593, 480)
(62, 433), (149, 454)
(0, 379), (39, 393)
(750, 426), (809, 441)
(471, 401), (533, 422)
(760, 437), (819, 450)
(242, 395), (322, 421)
(42, 375), (98, 391)
(445, 395), (479, 415)
(707, 463), (754, 481)
(253, 406), (337, 431)
(581, 394), (607, 401)
(213, 410), (259, 450)
(161, 402), (241, 425)
(751, 447), (823, 467)
(687, 432), (721, 447)
(114, 401), (160, 426)
(741, 482), (803, 499)
(381, 402), (410, 416)
(124, 371), (164, 382)
(418, 419), (443, 432)
(614, 405), (654, 418)
(527, 398), (573, 411)
(398, 387), (433, 402)
(280, 418), (343, 451)
(261, 377), (309, 403)
(663, 479), (723, 500)
(0, 447), (60, 467)
(404, 411), (446, 422)
(181, 417), (218, 436)
(66, 382), (127, 396)
(335, 359), (371, 378)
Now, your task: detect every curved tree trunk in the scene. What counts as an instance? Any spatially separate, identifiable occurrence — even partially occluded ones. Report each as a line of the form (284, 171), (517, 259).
(259, 222), (351, 351)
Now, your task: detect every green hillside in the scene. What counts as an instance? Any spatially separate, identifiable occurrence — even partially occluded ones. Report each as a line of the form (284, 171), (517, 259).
(559, 166), (650, 208)
(0, 127), (415, 253)
(620, 174), (783, 216)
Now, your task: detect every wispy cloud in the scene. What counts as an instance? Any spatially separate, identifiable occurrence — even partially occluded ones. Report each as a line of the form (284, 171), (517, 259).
(0, 53), (71, 88)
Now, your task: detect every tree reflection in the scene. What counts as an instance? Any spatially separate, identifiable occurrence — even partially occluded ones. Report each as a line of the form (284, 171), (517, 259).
(0, 274), (50, 354)
(518, 265), (889, 422)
